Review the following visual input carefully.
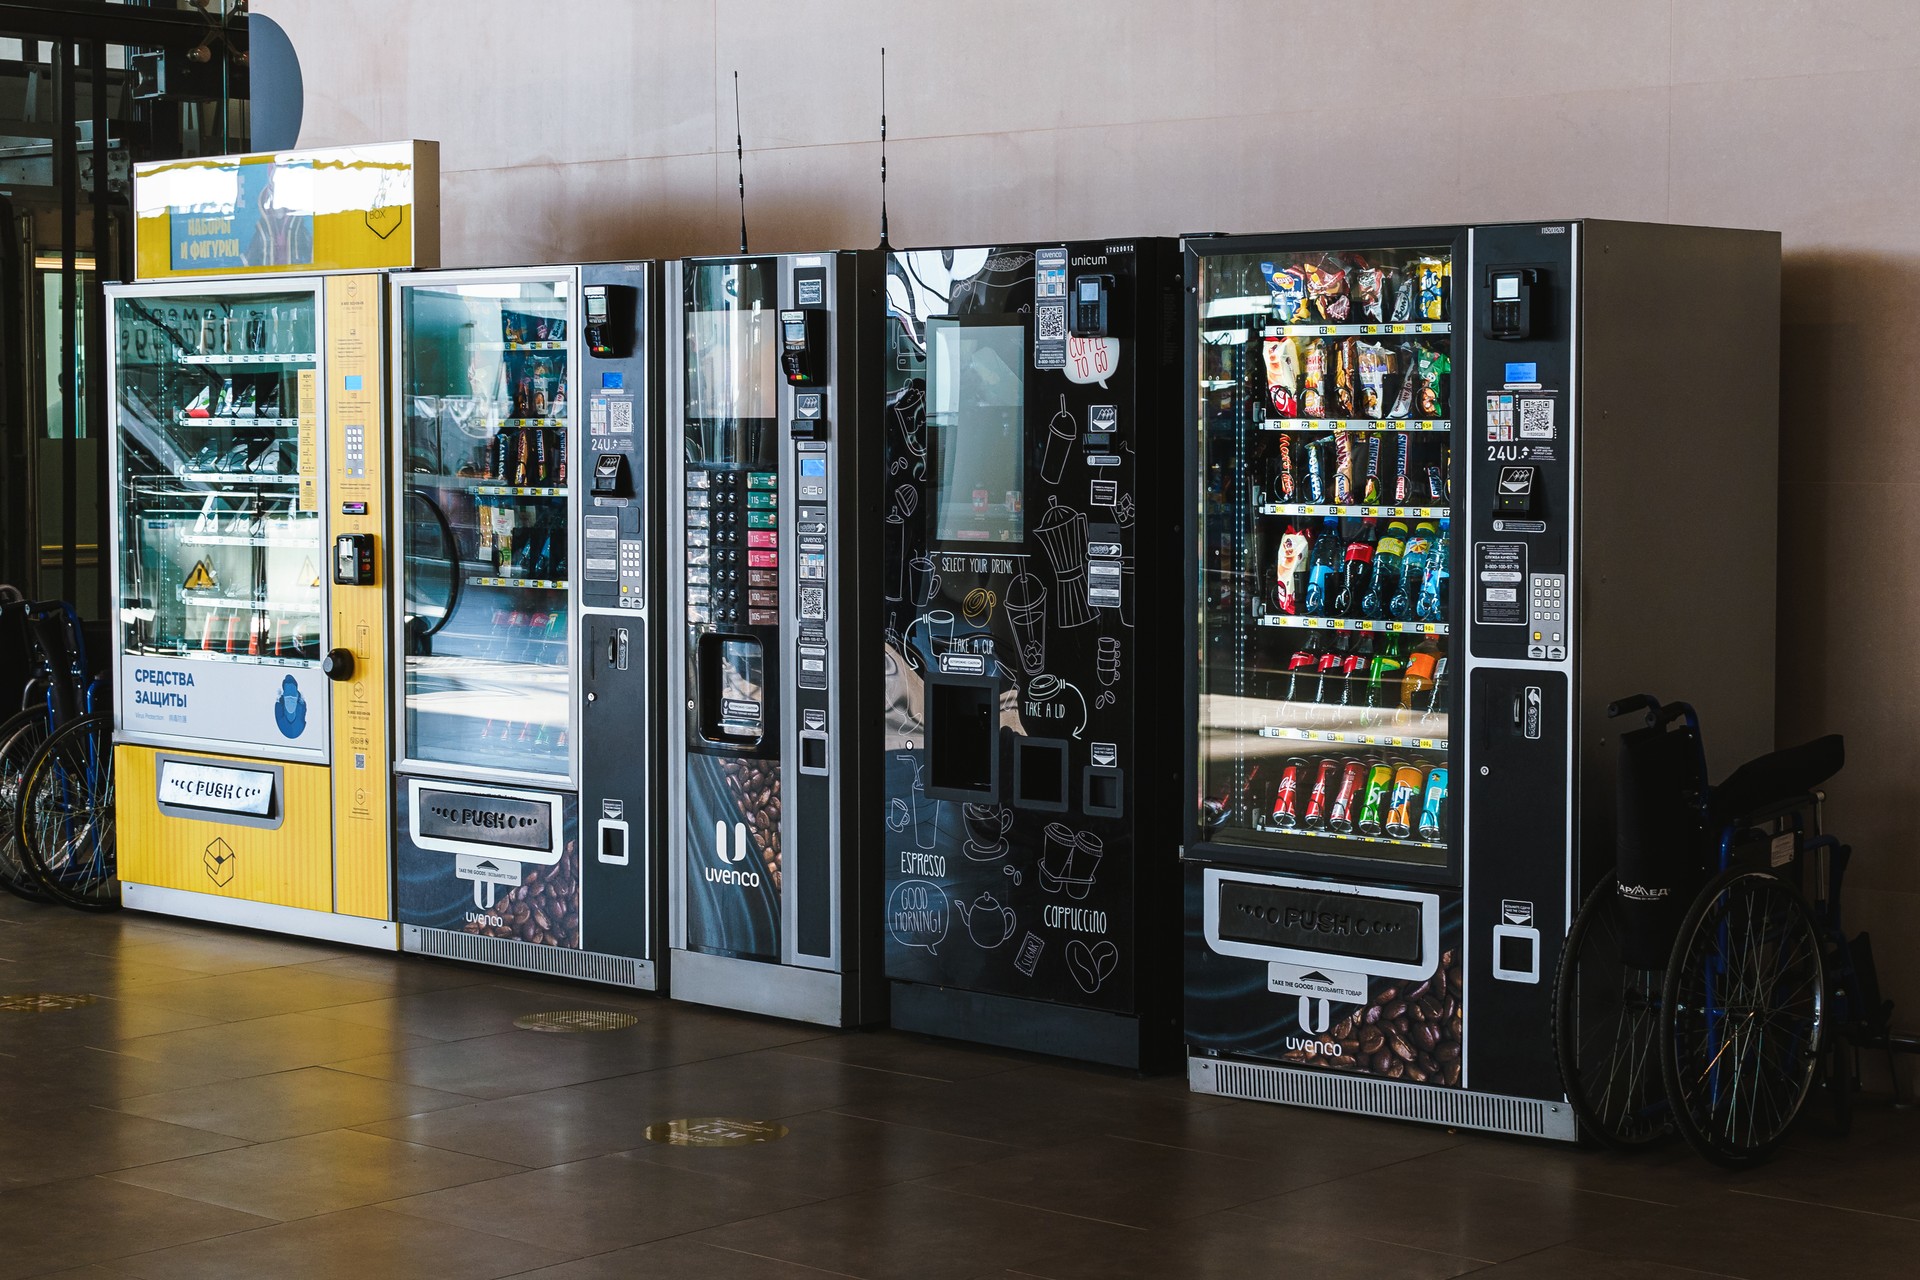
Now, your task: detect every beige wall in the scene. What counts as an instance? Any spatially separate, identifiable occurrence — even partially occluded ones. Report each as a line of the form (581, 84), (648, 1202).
(262, 0), (1920, 998)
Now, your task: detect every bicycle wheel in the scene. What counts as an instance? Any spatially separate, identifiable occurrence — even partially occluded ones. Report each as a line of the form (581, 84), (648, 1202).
(1553, 874), (1670, 1146)
(0, 708), (53, 902)
(1661, 866), (1824, 1168)
(17, 713), (118, 911)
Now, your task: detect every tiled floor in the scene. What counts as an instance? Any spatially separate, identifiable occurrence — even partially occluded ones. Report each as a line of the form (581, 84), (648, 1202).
(2, 896), (1917, 1280)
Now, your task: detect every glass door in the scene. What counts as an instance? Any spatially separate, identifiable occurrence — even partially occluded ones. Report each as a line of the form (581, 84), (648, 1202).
(113, 285), (323, 672)
(1195, 241), (1456, 867)
(396, 274), (574, 779)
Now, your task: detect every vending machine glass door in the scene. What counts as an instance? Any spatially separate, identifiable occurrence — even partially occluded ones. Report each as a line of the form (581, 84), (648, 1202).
(396, 276), (574, 778)
(1193, 243), (1457, 868)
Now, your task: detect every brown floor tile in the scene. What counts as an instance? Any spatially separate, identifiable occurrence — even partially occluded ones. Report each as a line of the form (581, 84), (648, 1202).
(354, 1086), (669, 1169)
(327, 1028), (655, 1099)
(112, 1010), (436, 1076)
(0, 1104), (248, 1191)
(0, 1043), (243, 1114)
(683, 1181), (1144, 1280)
(0, 994), (221, 1047)
(507, 1237), (865, 1278)
(1571, 1192), (1920, 1279)
(562, 1045), (939, 1122)
(1114, 1095), (1466, 1172)
(107, 1204), (569, 1279)
(764, 1029), (1032, 1082)
(290, 953), (493, 993)
(105, 931), (343, 976)
(381, 1150), (825, 1254)
(1467, 1244), (1743, 1278)
(104, 1127), (523, 1220)
(307, 981), (650, 1042)
(0, 1176), (271, 1280)
(114, 967), (399, 1021)
(113, 1065), (477, 1141)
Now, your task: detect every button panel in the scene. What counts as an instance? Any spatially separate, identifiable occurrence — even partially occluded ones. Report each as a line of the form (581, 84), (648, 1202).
(687, 465), (773, 627)
(1527, 572), (1566, 660)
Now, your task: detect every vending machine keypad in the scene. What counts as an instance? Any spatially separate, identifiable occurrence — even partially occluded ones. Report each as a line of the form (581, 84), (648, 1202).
(1528, 572), (1566, 660)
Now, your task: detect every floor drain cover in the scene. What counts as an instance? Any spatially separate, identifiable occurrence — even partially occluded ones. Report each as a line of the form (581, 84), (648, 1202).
(513, 1009), (639, 1033)
(646, 1117), (789, 1147)
(0, 993), (99, 1013)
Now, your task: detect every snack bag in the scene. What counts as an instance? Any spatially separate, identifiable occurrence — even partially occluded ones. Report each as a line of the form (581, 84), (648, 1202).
(1306, 259), (1351, 323)
(1274, 526), (1312, 615)
(1362, 433), (1383, 504)
(1387, 342), (1421, 419)
(1333, 432), (1354, 503)
(1273, 434), (1298, 502)
(1354, 265), (1392, 324)
(1356, 341), (1395, 419)
(1259, 261), (1312, 322)
(1411, 258), (1448, 321)
(1416, 346), (1452, 417)
(1301, 340), (1328, 417)
(1332, 338), (1359, 418)
(1263, 333), (1302, 416)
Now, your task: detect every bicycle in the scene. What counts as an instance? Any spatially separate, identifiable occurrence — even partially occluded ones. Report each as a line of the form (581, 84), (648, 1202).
(12, 602), (117, 911)
(0, 594), (88, 902)
(1554, 694), (1898, 1168)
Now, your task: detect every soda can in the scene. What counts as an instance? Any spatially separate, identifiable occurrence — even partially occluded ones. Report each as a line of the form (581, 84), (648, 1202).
(1418, 767), (1450, 841)
(1328, 758), (1366, 833)
(1303, 757), (1338, 829)
(1272, 757), (1307, 828)
(1385, 762), (1425, 839)
(1357, 762), (1393, 836)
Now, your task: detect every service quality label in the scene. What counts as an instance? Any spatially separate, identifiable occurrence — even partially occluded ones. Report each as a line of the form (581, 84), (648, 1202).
(157, 759), (275, 816)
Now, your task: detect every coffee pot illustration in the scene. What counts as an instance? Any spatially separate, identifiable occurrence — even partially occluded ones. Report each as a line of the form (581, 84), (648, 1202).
(955, 891), (1017, 949)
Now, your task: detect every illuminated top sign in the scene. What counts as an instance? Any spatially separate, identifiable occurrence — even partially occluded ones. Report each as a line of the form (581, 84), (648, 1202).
(133, 139), (439, 280)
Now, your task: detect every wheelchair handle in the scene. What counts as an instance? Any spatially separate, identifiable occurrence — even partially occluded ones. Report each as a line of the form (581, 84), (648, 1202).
(1607, 693), (1659, 719)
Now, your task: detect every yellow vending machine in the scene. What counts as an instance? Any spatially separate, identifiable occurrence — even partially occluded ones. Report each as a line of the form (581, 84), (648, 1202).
(106, 142), (437, 946)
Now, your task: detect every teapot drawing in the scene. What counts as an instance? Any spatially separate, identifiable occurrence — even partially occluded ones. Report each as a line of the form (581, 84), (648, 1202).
(955, 891), (1016, 949)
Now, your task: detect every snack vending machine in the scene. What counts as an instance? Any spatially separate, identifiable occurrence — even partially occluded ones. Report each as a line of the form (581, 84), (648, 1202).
(110, 274), (397, 945)
(667, 252), (884, 1026)
(878, 240), (1184, 1067)
(1183, 221), (1779, 1137)
(390, 264), (662, 987)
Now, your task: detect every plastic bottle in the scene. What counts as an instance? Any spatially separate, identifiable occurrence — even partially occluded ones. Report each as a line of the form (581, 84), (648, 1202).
(1361, 520), (1408, 619)
(1302, 518), (1342, 615)
(1332, 520), (1377, 616)
(1282, 638), (1320, 703)
(1417, 527), (1450, 622)
(1390, 521), (1437, 620)
(1400, 639), (1442, 710)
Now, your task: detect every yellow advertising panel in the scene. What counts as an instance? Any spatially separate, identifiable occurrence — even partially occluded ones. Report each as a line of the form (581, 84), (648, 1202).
(323, 273), (393, 921)
(133, 140), (439, 281)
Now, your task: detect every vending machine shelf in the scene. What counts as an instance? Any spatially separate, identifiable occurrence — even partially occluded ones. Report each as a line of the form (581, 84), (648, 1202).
(466, 575), (568, 590)
(1259, 418), (1451, 433)
(1264, 322), (1452, 338)
(178, 352), (317, 366)
(171, 471), (301, 487)
(181, 593), (321, 611)
(1259, 502), (1450, 519)
(1256, 725), (1448, 750)
(173, 416), (302, 429)
(1255, 615), (1449, 636)
(178, 532), (315, 548)
(466, 484), (567, 498)
(1247, 821), (1448, 853)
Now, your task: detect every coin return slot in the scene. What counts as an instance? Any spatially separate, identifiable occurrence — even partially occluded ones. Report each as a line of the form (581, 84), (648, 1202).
(925, 673), (998, 801)
(1013, 736), (1069, 813)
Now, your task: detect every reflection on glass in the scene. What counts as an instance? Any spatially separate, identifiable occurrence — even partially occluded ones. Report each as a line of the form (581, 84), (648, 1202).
(114, 291), (322, 667)
(683, 259), (778, 468)
(927, 318), (1026, 545)
(399, 278), (572, 776)
(1195, 246), (1455, 866)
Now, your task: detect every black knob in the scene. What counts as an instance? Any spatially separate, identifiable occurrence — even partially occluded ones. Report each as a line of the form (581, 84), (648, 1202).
(321, 648), (355, 681)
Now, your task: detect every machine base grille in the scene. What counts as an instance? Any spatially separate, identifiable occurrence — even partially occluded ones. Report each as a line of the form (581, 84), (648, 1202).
(1190, 1055), (1577, 1141)
(403, 926), (655, 990)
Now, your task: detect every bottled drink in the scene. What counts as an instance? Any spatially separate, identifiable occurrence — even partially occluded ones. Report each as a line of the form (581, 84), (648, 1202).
(1272, 758), (1307, 828)
(1302, 758), (1337, 829)
(1366, 637), (1406, 712)
(1283, 638), (1320, 703)
(1360, 520), (1407, 619)
(1312, 633), (1349, 704)
(1302, 518), (1342, 615)
(1332, 521), (1376, 616)
(1328, 759), (1366, 833)
(1273, 525), (1312, 616)
(1417, 528), (1450, 622)
(1419, 656), (1448, 720)
(1338, 633), (1372, 707)
(1400, 639), (1442, 710)
(1385, 763), (1425, 839)
(1357, 762), (1394, 836)
(1390, 521), (1438, 620)
(1418, 767), (1450, 841)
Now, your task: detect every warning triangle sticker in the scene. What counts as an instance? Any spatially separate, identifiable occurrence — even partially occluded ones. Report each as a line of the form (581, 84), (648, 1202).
(299, 556), (319, 588)
(182, 559), (216, 590)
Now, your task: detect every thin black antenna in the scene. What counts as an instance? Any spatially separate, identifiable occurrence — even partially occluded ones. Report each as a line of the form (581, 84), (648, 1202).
(878, 47), (890, 250)
(733, 71), (748, 253)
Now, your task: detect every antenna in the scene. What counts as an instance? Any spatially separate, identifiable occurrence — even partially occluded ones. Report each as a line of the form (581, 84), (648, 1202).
(878, 47), (890, 250)
(733, 71), (748, 254)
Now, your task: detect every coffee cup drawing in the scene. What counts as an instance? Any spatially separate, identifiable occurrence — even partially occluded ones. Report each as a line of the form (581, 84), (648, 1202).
(962, 586), (996, 625)
(962, 802), (1013, 860)
(909, 556), (940, 608)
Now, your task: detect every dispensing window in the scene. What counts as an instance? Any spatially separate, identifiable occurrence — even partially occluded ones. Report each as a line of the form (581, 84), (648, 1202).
(1013, 735), (1069, 812)
(926, 316), (1027, 547)
(698, 633), (765, 745)
(925, 672), (998, 801)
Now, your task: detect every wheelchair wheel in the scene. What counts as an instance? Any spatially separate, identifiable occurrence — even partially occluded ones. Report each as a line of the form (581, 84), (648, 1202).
(0, 709), (54, 902)
(1661, 867), (1824, 1168)
(1553, 874), (1670, 1146)
(17, 713), (118, 911)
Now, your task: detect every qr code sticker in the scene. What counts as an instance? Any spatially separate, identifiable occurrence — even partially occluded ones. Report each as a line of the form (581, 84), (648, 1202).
(1518, 397), (1555, 439)
(1036, 304), (1066, 342)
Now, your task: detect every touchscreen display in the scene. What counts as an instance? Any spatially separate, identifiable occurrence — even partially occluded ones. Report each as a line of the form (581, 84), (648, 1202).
(927, 318), (1026, 544)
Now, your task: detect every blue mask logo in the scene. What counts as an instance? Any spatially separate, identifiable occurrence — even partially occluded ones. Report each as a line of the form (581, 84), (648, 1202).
(273, 674), (308, 739)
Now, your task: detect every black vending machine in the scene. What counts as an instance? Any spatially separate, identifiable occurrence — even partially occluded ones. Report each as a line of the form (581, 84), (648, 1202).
(879, 240), (1183, 1068)
(666, 251), (886, 1026)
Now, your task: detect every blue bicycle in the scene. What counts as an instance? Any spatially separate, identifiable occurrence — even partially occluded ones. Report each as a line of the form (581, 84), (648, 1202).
(8, 602), (116, 911)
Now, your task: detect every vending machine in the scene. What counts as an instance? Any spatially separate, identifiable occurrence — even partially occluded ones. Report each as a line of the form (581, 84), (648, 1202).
(389, 263), (663, 988)
(666, 251), (885, 1026)
(1182, 221), (1779, 1137)
(878, 240), (1184, 1068)
(110, 272), (398, 945)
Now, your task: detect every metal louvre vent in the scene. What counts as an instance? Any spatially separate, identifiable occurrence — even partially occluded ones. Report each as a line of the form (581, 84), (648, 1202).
(404, 927), (646, 988)
(1192, 1057), (1572, 1140)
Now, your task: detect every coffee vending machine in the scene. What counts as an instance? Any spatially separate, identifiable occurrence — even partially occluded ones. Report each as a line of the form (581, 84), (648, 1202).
(1182, 221), (1779, 1138)
(879, 240), (1184, 1067)
(390, 263), (663, 987)
(666, 252), (885, 1025)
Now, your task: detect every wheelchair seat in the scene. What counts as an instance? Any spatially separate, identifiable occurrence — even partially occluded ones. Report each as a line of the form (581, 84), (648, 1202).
(1711, 734), (1844, 830)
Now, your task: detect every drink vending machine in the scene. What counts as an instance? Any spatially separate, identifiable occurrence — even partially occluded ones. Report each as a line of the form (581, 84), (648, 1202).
(666, 252), (885, 1026)
(109, 273), (398, 946)
(1182, 221), (1779, 1137)
(389, 263), (663, 987)
(878, 240), (1184, 1067)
